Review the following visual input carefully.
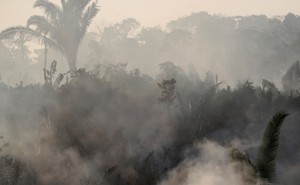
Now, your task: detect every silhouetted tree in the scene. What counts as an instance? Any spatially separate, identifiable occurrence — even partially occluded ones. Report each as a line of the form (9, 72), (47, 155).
(0, 0), (99, 71)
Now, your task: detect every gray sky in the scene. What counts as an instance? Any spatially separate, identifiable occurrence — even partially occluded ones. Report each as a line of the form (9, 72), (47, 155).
(1, 0), (300, 31)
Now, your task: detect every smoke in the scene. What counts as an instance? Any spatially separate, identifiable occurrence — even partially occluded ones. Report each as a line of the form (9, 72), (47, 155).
(0, 63), (299, 184)
(160, 141), (256, 185)
(0, 69), (176, 185)
(2, 12), (300, 88)
(1, 7), (300, 185)
(0, 64), (298, 184)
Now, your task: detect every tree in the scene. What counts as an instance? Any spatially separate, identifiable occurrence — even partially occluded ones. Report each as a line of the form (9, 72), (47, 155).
(256, 111), (289, 183)
(0, 0), (99, 71)
(8, 34), (32, 71)
(231, 111), (289, 184)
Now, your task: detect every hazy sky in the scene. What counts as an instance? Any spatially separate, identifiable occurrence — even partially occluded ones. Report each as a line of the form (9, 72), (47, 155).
(1, 0), (300, 31)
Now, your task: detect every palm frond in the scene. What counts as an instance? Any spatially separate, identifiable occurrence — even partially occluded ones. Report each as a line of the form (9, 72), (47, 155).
(230, 148), (257, 171)
(80, 0), (93, 10)
(1, 0), (99, 70)
(0, 26), (37, 40)
(230, 148), (257, 185)
(61, 0), (66, 10)
(0, 26), (63, 53)
(79, 0), (99, 38)
(78, 0), (93, 15)
(69, 0), (92, 12)
(34, 0), (62, 21)
(27, 15), (53, 34)
(256, 111), (289, 183)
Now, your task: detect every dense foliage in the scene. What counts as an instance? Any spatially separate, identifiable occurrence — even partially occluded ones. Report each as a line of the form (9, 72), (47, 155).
(0, 62), (298, 185)
(1, 12), (300, 85)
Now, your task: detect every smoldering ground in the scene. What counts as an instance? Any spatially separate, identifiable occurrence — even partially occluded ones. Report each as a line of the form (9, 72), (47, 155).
(1, 5), (300, 185)
(160, 141), (255, 185)
(0, 63), (299, 185)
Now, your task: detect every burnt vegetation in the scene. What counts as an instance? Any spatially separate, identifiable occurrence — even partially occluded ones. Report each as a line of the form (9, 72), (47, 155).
(0, 60), (298, 185)
(1, 1), (300, 184)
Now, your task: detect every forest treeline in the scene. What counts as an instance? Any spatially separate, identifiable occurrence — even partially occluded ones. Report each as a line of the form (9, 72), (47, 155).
(1, 12), (300, 85)
(0, 61), (299, 185)
(1, 1), (300, 184)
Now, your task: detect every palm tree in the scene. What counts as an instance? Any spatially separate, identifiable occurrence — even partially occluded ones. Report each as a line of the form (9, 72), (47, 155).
(230, 111), (289, 185)
(0, 0), (99, 71)
(256, 111), (289, 183)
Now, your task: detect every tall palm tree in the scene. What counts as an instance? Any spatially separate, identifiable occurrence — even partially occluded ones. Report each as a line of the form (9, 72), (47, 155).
(0, 0), (99, 71)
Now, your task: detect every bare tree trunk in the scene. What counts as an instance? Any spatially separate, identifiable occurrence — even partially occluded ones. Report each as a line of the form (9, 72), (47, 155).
(21, 42), (25, 71)
(66, 53), (77, 71)
(44, 41), (48, 68)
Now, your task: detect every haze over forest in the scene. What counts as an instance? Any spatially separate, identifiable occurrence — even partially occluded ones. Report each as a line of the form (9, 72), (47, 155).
(0, 1), (300, 185)
(2, 0), (300, 30)
(2, 10), (300, 86)
(1, 1), (300, 86)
